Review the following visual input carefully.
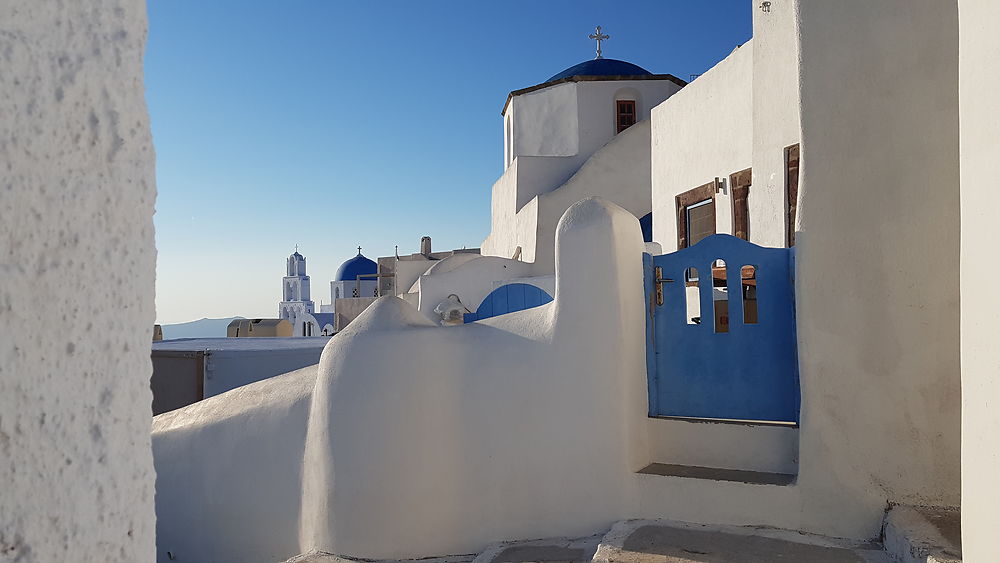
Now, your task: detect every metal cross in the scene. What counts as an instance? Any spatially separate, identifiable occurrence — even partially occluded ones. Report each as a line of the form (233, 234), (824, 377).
(357, 246), (362, 254)
(589, 26), (609, 59)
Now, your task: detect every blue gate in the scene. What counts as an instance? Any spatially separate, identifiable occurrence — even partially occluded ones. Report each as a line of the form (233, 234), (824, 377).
(465, 283), (553, 323)
(645, 235), (799, 423)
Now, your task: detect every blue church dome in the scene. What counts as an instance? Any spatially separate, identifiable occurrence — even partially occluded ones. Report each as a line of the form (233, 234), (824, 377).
(335, 250), (377, 282)
(546, 58), (653, 82)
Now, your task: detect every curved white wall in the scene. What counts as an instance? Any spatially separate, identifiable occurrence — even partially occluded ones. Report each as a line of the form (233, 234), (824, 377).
(153, 198), (648, 562)
(0, 2), (157, 561)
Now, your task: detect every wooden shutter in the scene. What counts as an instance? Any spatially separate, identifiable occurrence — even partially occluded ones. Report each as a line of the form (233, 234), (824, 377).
(675, 181), (716, 249)
(730, 168), (752, 241)
(785, 144), (800, 247)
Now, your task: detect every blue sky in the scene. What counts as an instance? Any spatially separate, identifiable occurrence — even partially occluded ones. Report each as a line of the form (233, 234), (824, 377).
(148, 0), (752, 324)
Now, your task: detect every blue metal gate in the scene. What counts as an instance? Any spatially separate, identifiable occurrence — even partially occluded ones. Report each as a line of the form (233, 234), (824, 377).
(645, 235), (800, 423)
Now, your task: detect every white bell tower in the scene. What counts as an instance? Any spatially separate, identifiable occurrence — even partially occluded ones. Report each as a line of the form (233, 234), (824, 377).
(279, 248), (316, 335)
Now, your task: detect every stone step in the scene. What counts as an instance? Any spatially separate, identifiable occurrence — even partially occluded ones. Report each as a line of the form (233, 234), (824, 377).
(637, 462), (796, 486)
(594, 519), (891, 563)
(883, 505), (962, 563)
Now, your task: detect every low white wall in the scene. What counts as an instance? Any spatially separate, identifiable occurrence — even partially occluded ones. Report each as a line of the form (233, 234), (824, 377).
(651, 43), (753, 251)
(958, 0), (1000, 559)
(646, 418), (798, 475)
(153, 199), (648, 562)
(301, 198), (648, 558)
(0, 1), (157, 561)
(153, 366), (318, 563)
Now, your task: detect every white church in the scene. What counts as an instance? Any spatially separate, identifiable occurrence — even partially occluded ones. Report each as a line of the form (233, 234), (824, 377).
(7, 1), (1000, 562)
(277, 247), (381, 337)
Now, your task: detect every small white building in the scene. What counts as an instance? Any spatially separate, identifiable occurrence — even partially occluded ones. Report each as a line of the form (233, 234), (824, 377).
(481, 50), (685, 271)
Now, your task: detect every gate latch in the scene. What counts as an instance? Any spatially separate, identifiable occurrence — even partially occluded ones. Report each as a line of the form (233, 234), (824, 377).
(654, 266), (674, 306)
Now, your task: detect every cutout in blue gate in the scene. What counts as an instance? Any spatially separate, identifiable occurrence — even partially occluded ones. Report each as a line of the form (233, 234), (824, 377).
(646, 235), (800, 423)
(464, 283), (553, 323)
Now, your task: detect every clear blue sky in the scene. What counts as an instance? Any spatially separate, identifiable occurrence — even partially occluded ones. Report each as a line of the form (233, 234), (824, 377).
(147, 0), (752, 324)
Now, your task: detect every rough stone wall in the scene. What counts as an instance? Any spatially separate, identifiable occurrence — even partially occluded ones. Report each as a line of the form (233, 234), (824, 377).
(0, 1), (157, 562)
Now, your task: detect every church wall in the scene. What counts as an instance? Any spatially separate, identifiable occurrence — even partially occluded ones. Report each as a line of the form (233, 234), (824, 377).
(509, 82), (580, 158)
(958, 0), (1000, 558)
(793, 0), (961, 537)
(574, 79), (682, 168)
(532, 119), (654, 274)
(650, 42), (754, 251)
(0, 1), (156, 561)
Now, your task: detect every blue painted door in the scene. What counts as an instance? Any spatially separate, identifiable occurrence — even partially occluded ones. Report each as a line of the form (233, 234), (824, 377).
(645, 235), (800, 423)
(465, 283), (553, 323)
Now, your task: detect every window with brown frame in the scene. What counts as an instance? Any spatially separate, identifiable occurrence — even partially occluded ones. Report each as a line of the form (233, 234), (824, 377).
(785, 144), (800, 247)
(730, 168), (752, 241)
(616, 100), (636, 133)
(676, 181), (716, 250)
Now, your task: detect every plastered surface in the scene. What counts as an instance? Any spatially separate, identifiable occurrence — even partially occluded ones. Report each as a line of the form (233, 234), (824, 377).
(958, 0), (1000, 559)
(0, 1), (157, 561)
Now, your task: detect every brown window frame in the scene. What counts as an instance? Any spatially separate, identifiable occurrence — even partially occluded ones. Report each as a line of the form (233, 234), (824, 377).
(785, 144), (800, 247)
(676, 181), (717, 250)
(730, 168), (752, 241)
(616, 100), (637, 134)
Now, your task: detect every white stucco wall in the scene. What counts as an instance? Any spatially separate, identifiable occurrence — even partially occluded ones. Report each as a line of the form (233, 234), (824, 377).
(485, 119), (654, 274)
(794, 0), (961, 531)
(651, 43), (753, 251)
(750, 0), (801, 248)
(531, 120), (654, 274)
(154, 365), (318, 563)
(152, 198), (649, 562)
(510, 82), (579, 158)
(958, 0), (1000, 559)
(0, 2), (157, 561)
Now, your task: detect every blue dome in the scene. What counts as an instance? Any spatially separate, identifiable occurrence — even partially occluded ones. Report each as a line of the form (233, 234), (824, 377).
(335, 251), (377, 282)
(546, 58), (653, 82)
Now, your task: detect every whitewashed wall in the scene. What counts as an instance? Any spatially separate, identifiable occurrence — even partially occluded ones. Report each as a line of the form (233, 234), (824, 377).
(484, 119), (653, 273)
(152, 199), (649, 562)
(650, 43), (753, 251)
(793, 0), (961, 534)
(0, 1), (156, 561)
(958, 0), (1000, 559)
(750, 0), (801, 247)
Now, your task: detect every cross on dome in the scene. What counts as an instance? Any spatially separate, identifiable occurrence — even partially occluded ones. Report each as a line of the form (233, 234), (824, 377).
(589, 26), (610, 59)
(357, 246), (362, 254)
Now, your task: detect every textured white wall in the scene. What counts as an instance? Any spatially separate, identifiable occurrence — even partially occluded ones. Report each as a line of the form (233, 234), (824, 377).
(750, 0), (801, 248)
(794, 0), (961, 534)
(0, 1), (157, 561)
(958, 0), (1000, 559)
(651, 43), (753, 251)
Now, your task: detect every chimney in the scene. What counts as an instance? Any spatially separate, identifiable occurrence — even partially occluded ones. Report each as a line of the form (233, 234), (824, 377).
(420, 236), (432, 256)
